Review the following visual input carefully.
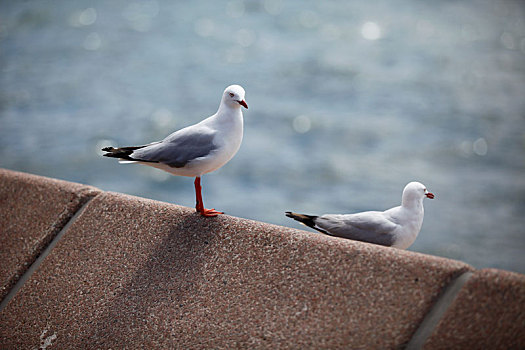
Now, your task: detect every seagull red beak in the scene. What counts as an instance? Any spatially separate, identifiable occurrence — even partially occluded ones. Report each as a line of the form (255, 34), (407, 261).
(426, 192), (435, 199)
(237, 100), (248, 109)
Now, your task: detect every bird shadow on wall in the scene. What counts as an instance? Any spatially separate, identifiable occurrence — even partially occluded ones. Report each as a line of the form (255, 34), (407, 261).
(79, 212), (226, 346)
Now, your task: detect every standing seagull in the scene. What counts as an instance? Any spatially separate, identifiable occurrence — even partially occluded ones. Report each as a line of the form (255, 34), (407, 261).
(102, 84), (248, 217)
(286, 182), (434, 249)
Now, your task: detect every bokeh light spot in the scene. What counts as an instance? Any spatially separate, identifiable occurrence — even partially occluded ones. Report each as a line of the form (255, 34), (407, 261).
(293, 115), (312, 134)
(361, 21), (381, 40)
(79, 8), (97, 26)
(473, 137), (488, 156)
(69, 8), (97, 27)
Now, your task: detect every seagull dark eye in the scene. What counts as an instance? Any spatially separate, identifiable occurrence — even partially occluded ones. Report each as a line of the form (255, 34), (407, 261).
(229, 92), (234, 97)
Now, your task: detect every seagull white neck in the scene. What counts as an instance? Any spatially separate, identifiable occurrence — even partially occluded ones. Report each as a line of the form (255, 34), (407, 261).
(401, 197), (424, 212)
(217, 100), (242, 116)
(213, 108), (244, 140)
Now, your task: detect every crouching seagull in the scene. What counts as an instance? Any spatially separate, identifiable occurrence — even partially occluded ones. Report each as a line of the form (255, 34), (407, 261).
(286, 182), (434, 249)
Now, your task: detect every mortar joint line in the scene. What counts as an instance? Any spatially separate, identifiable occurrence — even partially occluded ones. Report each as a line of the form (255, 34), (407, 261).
(404, 270), (474, 350)
(0, 196), (96, 312)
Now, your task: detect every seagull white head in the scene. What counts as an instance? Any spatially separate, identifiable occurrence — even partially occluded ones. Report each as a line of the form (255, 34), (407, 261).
(402, 181), (435, 207)
(223, 84), (248, 109)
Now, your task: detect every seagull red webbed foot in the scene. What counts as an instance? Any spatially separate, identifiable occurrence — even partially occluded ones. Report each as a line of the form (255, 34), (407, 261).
(194, 176), (224, 217)
(197, 207), (224, 217)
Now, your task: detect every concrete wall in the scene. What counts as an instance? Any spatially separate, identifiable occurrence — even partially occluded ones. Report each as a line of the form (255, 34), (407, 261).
(0, 168), (523, 349)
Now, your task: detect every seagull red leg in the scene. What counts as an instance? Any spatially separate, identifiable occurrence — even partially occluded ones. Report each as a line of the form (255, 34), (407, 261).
(194, 176), (223, 217)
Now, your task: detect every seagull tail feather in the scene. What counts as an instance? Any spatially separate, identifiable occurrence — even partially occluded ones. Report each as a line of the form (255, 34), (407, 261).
(285, 212), (327, 234)
(101, 145), (148, 162)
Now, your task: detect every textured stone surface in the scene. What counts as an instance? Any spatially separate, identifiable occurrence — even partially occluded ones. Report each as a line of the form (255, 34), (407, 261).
(423, 268), (525, 349)
(0, 192), (471, 349)
(0, 169), (100, 301)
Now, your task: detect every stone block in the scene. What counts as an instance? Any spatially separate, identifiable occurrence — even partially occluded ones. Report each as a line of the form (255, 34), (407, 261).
(0, 169), (99, 301)
(423, 268), (525, 349)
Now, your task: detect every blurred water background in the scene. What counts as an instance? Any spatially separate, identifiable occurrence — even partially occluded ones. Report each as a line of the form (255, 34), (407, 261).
(1, 0), (524, 273)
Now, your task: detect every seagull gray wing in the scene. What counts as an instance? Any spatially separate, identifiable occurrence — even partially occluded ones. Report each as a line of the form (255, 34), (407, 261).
(315, 212), (398, 246)
(130, 125), (217, 168)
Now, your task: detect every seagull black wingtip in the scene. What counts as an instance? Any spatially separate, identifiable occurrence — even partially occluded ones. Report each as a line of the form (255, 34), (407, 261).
(101, 145), (155, 162)
(285, 211), (324, 232)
